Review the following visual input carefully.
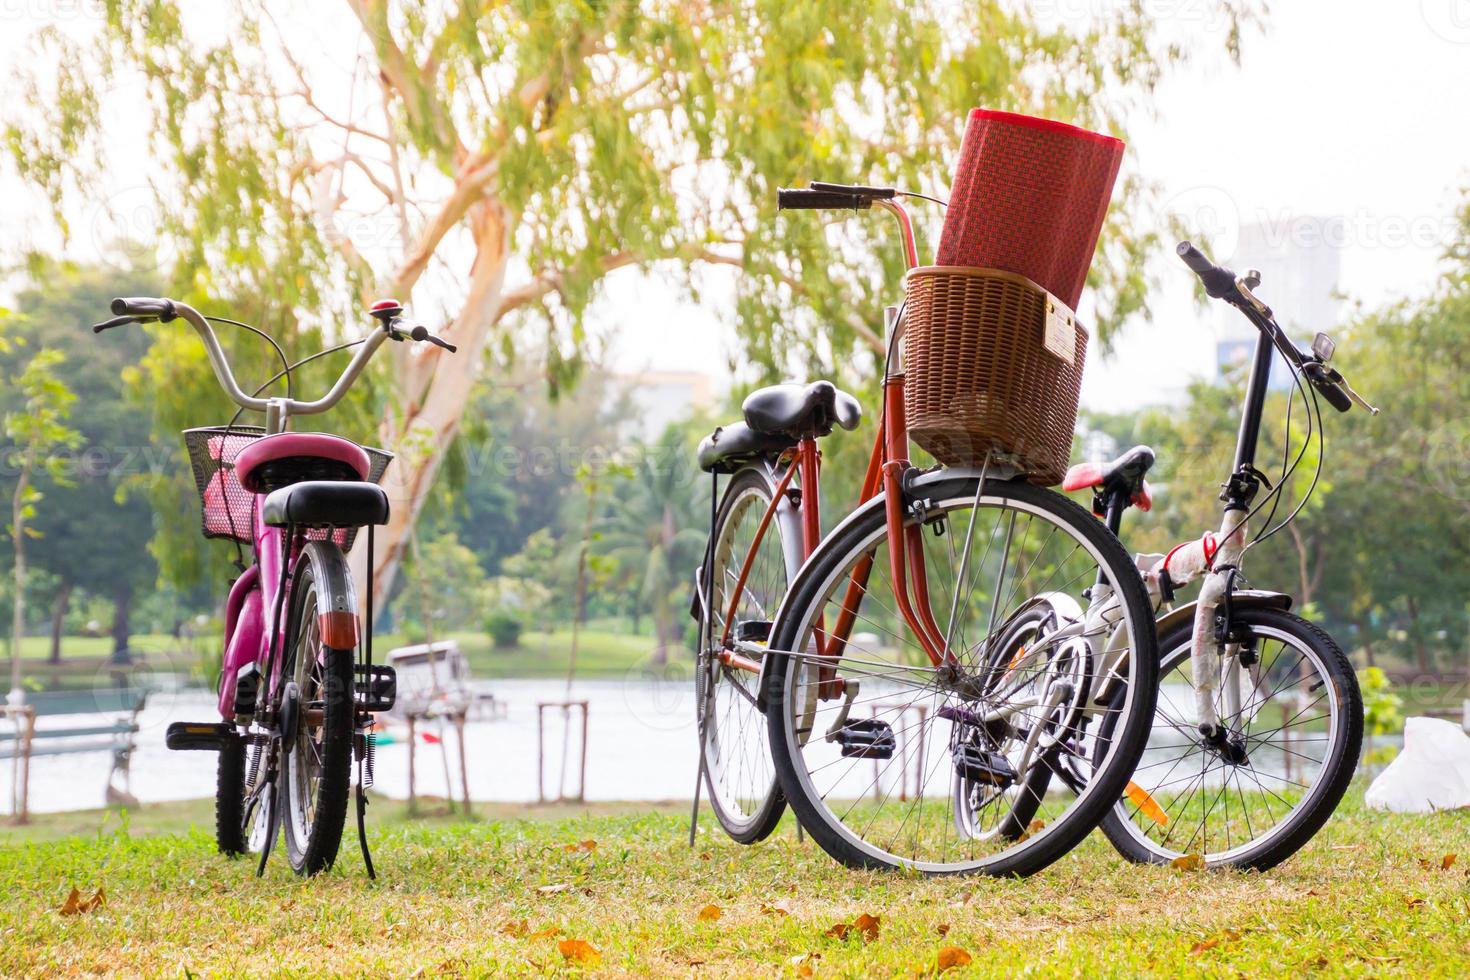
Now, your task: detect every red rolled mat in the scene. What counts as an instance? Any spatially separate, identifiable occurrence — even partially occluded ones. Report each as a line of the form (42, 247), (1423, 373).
(936, 109), (1124, 310)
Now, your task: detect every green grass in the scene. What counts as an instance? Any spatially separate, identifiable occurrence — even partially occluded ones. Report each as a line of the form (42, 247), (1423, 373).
(1, 788), (1466, 976)
(373, 627), (662, 680)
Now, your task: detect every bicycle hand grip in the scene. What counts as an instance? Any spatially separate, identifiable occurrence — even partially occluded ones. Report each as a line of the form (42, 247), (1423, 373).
(1303, 362), (1353, 413)
(777, 188), (871, 211)
(1175, 242), (1237, 299)
(110, 296), (177, 321)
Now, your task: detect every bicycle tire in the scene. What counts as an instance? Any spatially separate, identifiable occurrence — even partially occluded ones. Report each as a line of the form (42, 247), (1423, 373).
(214, 735), (247, 857)
(1097, 608), (1362, 871)
(698, 464), (796, 843)
(279, 543), (355, 876)
(766, 475), (1158, 876)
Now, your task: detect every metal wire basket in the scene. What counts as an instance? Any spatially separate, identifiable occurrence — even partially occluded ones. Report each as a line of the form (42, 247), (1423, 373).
(182, 426), (393, 551)
(902, 266), (1087, 485)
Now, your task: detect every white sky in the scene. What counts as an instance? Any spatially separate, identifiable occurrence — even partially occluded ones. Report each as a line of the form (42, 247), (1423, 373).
(3, 1), (1468, 412)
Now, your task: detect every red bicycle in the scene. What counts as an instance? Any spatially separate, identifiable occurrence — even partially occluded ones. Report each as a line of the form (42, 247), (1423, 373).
(691, 184), (1160, 875)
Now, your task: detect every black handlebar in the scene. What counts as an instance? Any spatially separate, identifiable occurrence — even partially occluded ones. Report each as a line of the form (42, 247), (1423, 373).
(777, 188), (871, 211)
(110, 296), (177, 321)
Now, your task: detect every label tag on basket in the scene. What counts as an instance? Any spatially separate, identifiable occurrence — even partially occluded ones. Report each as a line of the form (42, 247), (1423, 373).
(1043, 298), (1076, 364)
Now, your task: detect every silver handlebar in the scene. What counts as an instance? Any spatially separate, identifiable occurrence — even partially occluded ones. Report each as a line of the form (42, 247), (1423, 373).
(124, 299), (390, 421)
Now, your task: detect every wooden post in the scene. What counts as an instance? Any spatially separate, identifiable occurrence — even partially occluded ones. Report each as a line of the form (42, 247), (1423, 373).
(454, 709), (471, 816)
(406, 714), (417, 815)
(576, 701), (589, 804)
(536, 704), (545, 804)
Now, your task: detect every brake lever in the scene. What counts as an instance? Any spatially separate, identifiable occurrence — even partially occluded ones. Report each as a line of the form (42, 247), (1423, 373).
(409, 324), (458, 353)
(1337, 376), (1379, 415)
(92, 314), (147, 333)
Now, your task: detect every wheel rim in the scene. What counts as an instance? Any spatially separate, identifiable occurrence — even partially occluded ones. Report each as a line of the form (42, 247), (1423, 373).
(775, 488), (1151, 872)
(1111, 623), (1342, 863)
(286, 582), (327, 852)
(702, 480), (787, 829)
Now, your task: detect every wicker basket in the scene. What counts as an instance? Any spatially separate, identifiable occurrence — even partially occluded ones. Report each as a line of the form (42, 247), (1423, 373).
(183, 425), (393, 551)
(902, 266), (1087, 485)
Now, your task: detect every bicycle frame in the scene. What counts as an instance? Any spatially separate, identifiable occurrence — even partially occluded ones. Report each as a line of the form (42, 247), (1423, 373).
(713, 199), (961, 697)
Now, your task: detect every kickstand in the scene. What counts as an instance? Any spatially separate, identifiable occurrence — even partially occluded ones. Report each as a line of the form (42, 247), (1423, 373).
(255, 776), (280, 878)
(689, 698), (708, 847)
(356, 769), (376, 880)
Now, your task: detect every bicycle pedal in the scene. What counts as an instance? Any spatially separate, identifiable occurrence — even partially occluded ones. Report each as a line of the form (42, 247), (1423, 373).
(735, 620), (773, 643)
(355, 664), (397, 712)
(165, 721), (237, 752)
(835, 718), (896, 759)
(953, 742), (1017, 788)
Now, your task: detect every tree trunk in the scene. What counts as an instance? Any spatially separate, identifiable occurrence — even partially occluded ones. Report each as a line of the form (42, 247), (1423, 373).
(1405, 595), (1429, 674)
(367, 203), (513, 613)
(48, 581), (72, 665)
(111, 583), (133, 665)
(1354, 618), (1376, 667)
(9, 448), (33, 700)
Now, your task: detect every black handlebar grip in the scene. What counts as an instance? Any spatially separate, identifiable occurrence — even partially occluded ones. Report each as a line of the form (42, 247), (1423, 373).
(110, 296), (177, 321)
(1175, 242), (1238, 299)
(1316, 380), (1353, 413)
(777, 188), (871, 211)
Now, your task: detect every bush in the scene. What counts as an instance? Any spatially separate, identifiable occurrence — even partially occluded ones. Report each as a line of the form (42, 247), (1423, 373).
(485, 610), (524, 649)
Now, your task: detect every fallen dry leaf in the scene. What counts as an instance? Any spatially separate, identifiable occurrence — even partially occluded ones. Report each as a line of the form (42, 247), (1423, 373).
(936, 923), (951, 937)
(760, 900), (792, 917)
(563, 839), (598, 853)
(825, 922), (851, 940)
(1171, 853), (1206, 872)
(938, 946), (973, 972)
(699, 851), (712, 861)
(535, 883), (571, 895)
(1444, 854), (1458, 871)
(530, 926), (563, 939)
(1189, 928), (1242, 956)
(854, 913), (881, 942)
(1027, 819), (1046, 834)
(58, 887), (105, 916)
(500, 919), (529, 937)
(557, 939), (601, 965)
(1404, 897), (1426, 909)
(789, 952), (820, 977)
(696, 904), (722, 922)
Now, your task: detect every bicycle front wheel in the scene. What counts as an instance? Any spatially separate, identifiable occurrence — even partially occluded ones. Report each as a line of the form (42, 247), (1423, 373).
(766, 475), (1158, 876)
(698, 464), (797, 843)
(1097, 608), (1362, 870)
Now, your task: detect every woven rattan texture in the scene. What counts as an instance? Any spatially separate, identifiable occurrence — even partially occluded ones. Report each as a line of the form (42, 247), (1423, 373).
(936, 111), (1123, 309)
(903, 267), (1086, 485)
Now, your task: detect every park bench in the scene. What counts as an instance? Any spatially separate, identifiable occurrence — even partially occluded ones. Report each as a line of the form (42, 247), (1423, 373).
(2, 687), (147, 822)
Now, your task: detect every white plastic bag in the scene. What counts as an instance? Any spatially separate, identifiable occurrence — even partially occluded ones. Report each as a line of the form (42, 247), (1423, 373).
(1364, 716), (1470, 814)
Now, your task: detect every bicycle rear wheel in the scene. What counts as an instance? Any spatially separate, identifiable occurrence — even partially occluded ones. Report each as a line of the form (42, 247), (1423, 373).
(279, 543), (356, 876)
(1097, 608), (1362, 870)
(766, 475), (1158, 875)
(698, 464), (798, 843)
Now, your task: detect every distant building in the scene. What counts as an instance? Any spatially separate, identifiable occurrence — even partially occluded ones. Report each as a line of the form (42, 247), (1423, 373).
(1216, 219), (1342, 384)
(614, 370), (715, 441)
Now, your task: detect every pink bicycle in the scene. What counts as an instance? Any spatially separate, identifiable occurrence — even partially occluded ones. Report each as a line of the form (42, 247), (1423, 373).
(94, 295), (455, 877)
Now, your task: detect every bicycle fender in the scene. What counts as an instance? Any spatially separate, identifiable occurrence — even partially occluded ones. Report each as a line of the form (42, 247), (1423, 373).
(299, 540), (359, 651)
(1153, 589), (1292, 644)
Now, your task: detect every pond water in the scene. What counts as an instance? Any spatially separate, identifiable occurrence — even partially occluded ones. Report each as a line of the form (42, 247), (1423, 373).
(6, 675), (702, 815)
(4, 677), (1398, 816)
